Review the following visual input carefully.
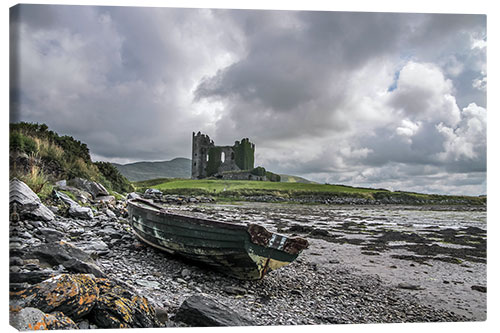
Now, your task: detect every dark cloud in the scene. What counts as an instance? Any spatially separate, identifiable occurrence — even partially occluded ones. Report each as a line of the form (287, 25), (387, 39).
(10, 5), (486, 195)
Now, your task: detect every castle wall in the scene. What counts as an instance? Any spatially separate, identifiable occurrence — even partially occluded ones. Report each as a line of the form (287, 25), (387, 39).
(192, 132), (256, 179)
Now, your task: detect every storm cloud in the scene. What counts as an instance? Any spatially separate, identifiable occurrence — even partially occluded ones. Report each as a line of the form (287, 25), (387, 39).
(10, 5), (486, 195)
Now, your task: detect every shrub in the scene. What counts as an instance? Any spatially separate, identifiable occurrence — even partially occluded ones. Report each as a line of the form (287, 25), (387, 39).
(251, 166), (266, 177)
(16, 163), (53, 200)
(95, 161), (134, 193)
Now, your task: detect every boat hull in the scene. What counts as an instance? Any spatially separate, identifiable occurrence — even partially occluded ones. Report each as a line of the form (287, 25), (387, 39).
(127, 199), (308, 280)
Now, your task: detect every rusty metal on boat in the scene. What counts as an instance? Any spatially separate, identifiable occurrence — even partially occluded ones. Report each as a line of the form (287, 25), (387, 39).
(127, 198), (308, 280)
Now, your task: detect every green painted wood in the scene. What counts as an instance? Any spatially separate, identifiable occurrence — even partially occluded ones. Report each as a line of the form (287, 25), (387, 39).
(127, 199), (299, 279)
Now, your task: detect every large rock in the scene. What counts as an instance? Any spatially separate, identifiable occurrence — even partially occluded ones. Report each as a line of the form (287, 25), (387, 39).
(11, 274), (99, 320)
(68, 205), (94, 220)
(89, 278), (160, 328)
(29, 241), (93, 265)
(67, 177), (109, 199)
(10, 275), (160, 329)
(126, 192), (141, 200)
(54, 185), (93, 204)
(28, 241), (106, 277)
(54, 190), (79, 207)
(174, 295), (253, 327)
(54, 190), (95, 219)
(9, 178), (55, 221)
(10, 307), (78, 330)
(75, 239), (110, 256)
(10, 271), (57, 285)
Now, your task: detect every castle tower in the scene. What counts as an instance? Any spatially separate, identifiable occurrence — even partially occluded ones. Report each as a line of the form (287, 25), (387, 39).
(191, 132), (214, 179)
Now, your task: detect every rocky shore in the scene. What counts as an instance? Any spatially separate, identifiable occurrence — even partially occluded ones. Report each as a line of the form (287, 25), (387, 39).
(9, 179), (484, 329)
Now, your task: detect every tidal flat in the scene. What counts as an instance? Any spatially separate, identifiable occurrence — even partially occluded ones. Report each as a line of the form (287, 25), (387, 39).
(170, 202), (487, 321)
(11, 199), (486, 327)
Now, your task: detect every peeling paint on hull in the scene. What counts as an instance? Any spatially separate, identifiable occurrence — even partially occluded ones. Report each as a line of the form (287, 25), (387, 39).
(127, 198), (308, 280)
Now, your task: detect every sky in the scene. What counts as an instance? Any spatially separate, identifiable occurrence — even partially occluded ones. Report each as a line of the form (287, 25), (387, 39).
(9, 3), (487, 196)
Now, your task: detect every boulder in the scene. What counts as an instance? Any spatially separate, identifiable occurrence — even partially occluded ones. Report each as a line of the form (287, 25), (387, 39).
(53, 189), (94, 219)
(89, 278), (160, 328)
(67, 177), (109, 199)
(10, 274), (99, 320)
(54, 190), (79, 207)
(62, 258), (106, 278)
(55, 185), (93, 204)
(36, 227), (66, 242)
(173, 295), (254, 327)
(29, 241), (93, 266)
(105, 208), (117, 219)
(10, 270), (57, 285)
(55, 180), (67, 187)
(27, 241), (106, 277)
(95, 195), (117, 205)
(127, 192), (141, 200)
(144, 188), (162, 199)
(10, 307), (78, 330)
(75, 239), (110, 256)
(9, 178), (55, 221)
(68, 205), (94, 220)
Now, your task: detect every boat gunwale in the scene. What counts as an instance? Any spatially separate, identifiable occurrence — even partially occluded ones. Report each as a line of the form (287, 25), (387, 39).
(128, 198), (247, 231)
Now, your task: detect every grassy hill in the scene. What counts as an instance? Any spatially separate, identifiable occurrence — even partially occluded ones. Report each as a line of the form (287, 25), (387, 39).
(132, 178), (486, 205)
(279, 174), (317, 184)
(10, 122), (133, 197)
(112, 158), (191, 181)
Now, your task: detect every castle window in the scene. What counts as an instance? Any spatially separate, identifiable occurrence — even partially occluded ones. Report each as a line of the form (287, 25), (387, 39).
(231, 152), (234, 160)
(221, 152), (226, 163)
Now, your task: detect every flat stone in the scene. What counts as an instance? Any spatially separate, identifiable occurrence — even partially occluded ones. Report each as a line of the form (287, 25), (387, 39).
(68, 205), (94, 220)
(136, 279), (161, 289)
(174, 295), (254, 327)
(396, 283), (425, 291)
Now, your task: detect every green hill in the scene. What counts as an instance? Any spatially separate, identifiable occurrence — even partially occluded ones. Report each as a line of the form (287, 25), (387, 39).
(132, 178), (486, 206)
(279, 174), (317, 184)
(9, 122), (133, 197)
(112, 158), (192, 181)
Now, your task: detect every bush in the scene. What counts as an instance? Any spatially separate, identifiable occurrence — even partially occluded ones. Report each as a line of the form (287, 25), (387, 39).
(10, 131), (38, 154)
(15, 163), (53, 200)
(250, 166), (266, 177)
(95, 161), (134, 193)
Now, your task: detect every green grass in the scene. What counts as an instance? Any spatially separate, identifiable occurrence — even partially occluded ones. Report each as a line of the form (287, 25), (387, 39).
(153, 179), (376, 193)
(134, 178), (383, 198)
(132, 178), (487, 205)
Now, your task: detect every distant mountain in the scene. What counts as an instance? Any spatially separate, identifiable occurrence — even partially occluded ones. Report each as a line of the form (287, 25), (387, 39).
(279, 174), (317, 184)
(112, 158), (191, 181)
(113, 157), (317, 184)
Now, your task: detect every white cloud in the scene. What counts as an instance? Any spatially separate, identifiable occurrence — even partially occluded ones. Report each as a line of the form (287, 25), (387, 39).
(389, 61), (461, 126)
(436, 103), (486, 161)
(396, 119), (421, 142)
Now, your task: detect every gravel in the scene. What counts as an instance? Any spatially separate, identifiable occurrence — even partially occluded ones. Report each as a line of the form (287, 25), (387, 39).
(11, 200), (481, 326)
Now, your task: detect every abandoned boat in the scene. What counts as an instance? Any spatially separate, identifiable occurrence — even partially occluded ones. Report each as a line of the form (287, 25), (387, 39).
(127, 198), (309, 280)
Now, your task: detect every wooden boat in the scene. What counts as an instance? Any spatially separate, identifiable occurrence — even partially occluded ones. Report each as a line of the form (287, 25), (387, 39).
(127, 198), (308, 280)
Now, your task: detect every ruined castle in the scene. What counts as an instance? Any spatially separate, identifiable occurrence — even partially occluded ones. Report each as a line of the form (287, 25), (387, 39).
(191, 132), (262, 180)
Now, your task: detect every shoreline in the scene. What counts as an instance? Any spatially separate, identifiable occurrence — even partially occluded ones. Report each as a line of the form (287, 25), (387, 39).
(10, 198), (486, 327)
